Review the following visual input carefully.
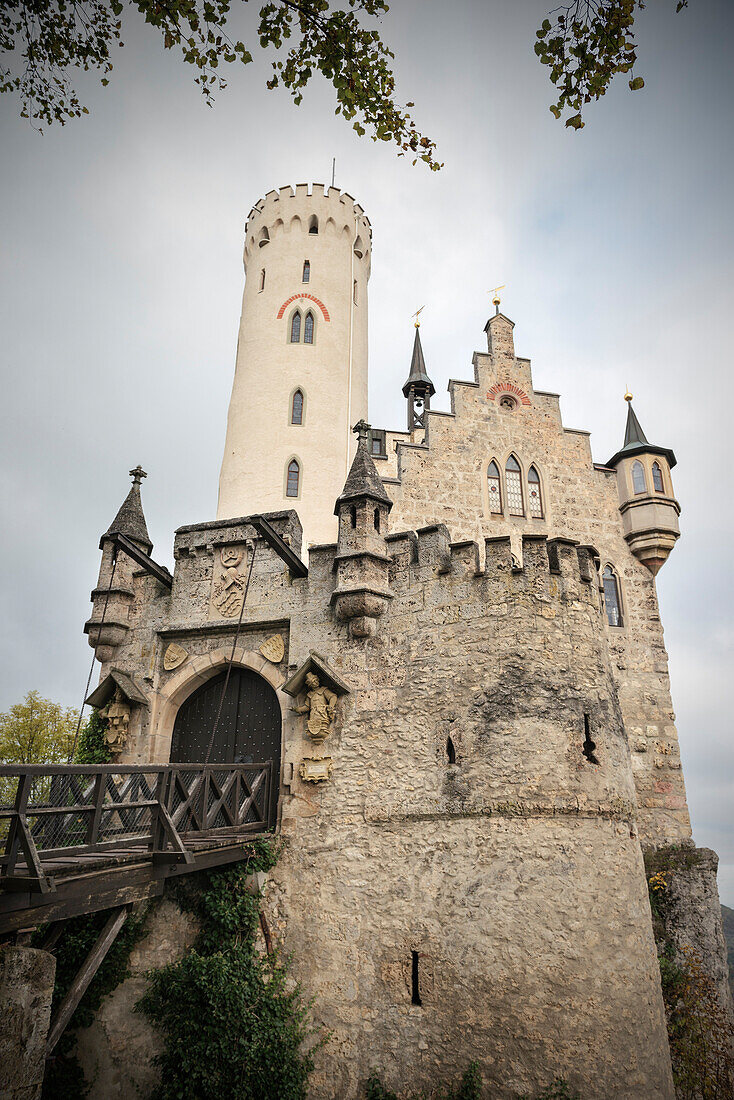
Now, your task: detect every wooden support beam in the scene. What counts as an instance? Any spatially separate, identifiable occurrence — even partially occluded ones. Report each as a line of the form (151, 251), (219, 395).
(46, 905), (129, 1056)
(251, 515), (308, 577)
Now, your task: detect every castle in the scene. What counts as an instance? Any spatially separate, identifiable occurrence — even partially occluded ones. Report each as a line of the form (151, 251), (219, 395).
(78, 183), (731, 1097)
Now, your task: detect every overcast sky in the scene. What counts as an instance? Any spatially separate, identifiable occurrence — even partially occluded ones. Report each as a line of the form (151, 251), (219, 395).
(1, 0), (732, 900)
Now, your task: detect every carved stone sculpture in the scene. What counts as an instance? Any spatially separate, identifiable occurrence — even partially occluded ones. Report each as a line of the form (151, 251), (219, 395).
(163, 642), (188, 671)
(292, 672), (337, 745)
(211, 546), (247, 617)
(260, 634), (285, 664)
(101, 689), (131, 753)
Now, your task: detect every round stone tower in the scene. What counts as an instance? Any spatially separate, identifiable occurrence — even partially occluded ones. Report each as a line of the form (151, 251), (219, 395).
(217, 184), (372, 551)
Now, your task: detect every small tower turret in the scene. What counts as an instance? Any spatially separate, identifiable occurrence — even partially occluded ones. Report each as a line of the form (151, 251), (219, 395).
(402, 322), (435, 435)
(332, 421), (393, 637)
(85, 466), (152, 664)
(607, 395), (680, 574)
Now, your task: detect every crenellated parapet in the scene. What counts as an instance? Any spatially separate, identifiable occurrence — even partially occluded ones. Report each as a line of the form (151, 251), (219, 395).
(243, 183), (372, 273)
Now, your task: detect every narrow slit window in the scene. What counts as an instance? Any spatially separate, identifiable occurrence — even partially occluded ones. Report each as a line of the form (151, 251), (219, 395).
(602, 565), (623, 627)
(259, 269), (265, 292)
(353, 279), (358, 305)
(286, 459), (300, 498)
(505, 456), (524, 516)
(446, 736), (456, 764)
(411, 951), (422, 1006)
(304, 311), (314, 344)
(302, 260), (310, 283)
(632, 460), (646, 495)
(290, 311), (301, 343)
(374, 508), (380, 532)
(582, 714), (599, 765)
(652, 461), (664, 493)
(350, 506), (357, 529)
(291, 389), (304, 425)
(527, 465), (543, 518)
(487, 461), (502, 514)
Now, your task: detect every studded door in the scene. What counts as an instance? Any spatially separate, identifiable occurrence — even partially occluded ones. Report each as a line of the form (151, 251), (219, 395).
(170, 668), (281, 818)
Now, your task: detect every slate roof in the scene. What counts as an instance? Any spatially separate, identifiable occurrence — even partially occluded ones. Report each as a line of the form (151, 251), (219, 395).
(402, 327), (435, 398)
(607, 401), (677, 469)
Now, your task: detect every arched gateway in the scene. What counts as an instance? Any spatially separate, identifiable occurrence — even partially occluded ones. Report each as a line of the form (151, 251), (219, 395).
(170, 667), (281, 825)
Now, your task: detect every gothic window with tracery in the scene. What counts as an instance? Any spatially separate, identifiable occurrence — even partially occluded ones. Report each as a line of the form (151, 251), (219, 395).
(304, 311), (314, 344)
(527, 465), (543, 518)
(286, 459), (300, 498)
(505, 455), (524, 516)
(632, 460), (646, 495)
(652, 461), (664, 493)
(302, 260), (310, 283)
(290, 311), (301, 343)
(291, 390), (304, 425)
(487, 461), (502, 514)
(603, 565), (623, 627)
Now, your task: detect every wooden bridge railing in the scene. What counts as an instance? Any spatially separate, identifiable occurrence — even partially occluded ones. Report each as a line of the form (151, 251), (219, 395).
(0, 762), (273, 894)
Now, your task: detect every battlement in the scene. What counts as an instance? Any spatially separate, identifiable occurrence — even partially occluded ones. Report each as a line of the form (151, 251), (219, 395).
(243, 183), (372, 269)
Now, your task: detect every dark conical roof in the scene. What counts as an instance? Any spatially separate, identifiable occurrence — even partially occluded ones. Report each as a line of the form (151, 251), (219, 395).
(335, 423), (393, 514)
(402, 327), (435, 398)
(623, 402), (649, 448)
(607, 401), (676, 469)
(101, 467), (153, 552)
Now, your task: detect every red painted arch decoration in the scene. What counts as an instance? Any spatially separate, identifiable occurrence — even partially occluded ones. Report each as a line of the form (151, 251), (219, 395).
(486, 382), (531, 406)
(276, 293), (331, 322)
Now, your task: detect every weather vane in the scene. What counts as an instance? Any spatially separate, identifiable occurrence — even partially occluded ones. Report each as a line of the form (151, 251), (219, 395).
(490, 285), (506, 314)
(412, 305), (425, 328)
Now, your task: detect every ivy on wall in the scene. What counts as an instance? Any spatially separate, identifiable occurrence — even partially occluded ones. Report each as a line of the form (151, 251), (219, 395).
(137, 838), (323, 1100)
(74, 709), (111, 764)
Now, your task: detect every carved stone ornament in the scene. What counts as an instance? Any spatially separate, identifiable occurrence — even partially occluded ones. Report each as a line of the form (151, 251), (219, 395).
(291, 673), (337, 745)
(259, 634), (285, 664)
(101, 689), (131, 753)
(299, 756), (333, 783)
(211, 546), (247, 617)
(163, 642), (188, 671)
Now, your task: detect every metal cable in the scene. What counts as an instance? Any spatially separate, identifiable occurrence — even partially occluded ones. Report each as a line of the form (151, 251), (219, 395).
(204, 542), (257, 765)
(68, 548), (119, 762)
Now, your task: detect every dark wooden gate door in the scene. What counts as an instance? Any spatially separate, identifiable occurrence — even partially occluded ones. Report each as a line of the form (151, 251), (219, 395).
(170, 668), (281, 821)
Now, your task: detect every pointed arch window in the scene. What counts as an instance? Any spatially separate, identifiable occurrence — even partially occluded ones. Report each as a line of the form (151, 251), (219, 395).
(505, 455), (524, 516)
(290, 311), (301, 343)
(302, 260), (310, 283)
(652, 461), (664, 493)
(259, 269), (266, 292)
(527, 465), (543, 518)
(602, 565), (623, 627)
(632, 460), (646, 495)
(304, 311), (314, 344)
(487, 461), (502, 514)
(353, 279), (358, 305)
(308, 215), (319, 235)
(286, 459), (300, 498)
(291, 389), (304, 425)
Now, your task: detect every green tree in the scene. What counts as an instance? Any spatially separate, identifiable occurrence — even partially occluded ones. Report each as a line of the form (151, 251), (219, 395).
(0, 689), (79, 803)
(536, 0), (689, 130)
(0, 0), (439, 168)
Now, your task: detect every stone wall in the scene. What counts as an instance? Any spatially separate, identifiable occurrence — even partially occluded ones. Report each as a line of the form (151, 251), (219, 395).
(0, 946), (55, 1100)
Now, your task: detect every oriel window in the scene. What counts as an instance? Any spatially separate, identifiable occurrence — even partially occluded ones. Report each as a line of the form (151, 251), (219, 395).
(304, 311), (314, 344)
(632, 460), (646, 495)
(286, 459), (300, 498)
(290, 311), (301, 343)
(291, 390), (304, 425)
(527, 465), (543, 518)
(602, 565), (623, 627)
(505, 455), (524, 516)
(487, 461), (502, 514)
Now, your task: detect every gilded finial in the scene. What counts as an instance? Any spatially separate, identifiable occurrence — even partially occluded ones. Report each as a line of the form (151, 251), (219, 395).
(624, 389), (633, 403)
(490, 285), (506, 315)
(412, 305), (425, 329)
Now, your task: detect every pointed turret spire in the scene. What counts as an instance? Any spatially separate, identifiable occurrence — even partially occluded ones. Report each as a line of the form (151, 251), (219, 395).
(402, 322), (435, 433)
(607, 395), (675, 469)
(335, 421), (392, 513)
(101, 465), (153, 553)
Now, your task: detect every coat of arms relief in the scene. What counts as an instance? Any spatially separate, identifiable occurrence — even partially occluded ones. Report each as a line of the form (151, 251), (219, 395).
(210, 545), (249, 618)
